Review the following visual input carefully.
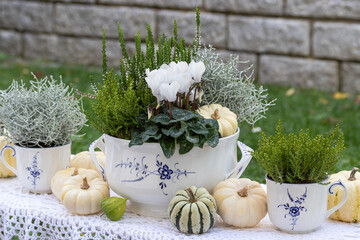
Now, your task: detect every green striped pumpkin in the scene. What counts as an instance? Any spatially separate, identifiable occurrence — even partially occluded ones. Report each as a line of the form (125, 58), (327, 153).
(168, 185), (217, 234)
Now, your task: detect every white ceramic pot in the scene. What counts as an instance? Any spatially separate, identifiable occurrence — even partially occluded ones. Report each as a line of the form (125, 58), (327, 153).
(0, 143), (71, 193)
(89, 129), (252, 217)
(266, 176), (348, 233)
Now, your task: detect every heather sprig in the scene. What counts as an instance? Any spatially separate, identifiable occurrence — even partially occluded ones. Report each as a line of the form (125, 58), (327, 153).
(252, 122), (345, 184)
(0, 74), (87, 148)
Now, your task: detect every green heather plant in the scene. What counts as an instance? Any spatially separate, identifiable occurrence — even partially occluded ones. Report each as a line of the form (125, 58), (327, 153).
(0, 74), (87, 148)
(252, 122), (345, 184)
(87, 9), (201, 140)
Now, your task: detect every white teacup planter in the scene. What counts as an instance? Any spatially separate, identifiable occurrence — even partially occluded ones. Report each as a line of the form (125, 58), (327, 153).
(1, 143), (71, 193)
(266, 176), (348, 233)
(90, 128), (252, 217)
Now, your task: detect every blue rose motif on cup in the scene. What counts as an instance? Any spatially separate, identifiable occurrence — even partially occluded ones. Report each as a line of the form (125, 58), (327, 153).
(289, 206), (300, 217)
(115, 154), (195, 195)
(26, 152), (43, 190)
(278, 188), (308, 230)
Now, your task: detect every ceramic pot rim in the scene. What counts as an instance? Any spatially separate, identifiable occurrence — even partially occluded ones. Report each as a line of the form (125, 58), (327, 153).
(14, 141), (72, 150)
(104, 127), (240, 144)
(265, 174), (330, 186)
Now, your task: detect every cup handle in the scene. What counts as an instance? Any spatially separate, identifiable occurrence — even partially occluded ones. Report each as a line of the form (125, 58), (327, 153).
(225, 141), (253, 179)
(89, 135), (106, 180)
(326, 180), (348, 218)
(0, 144), (17, 175)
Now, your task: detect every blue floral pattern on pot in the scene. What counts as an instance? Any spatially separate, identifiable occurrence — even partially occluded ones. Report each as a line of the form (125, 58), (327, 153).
(115, 154), (195, 195)
(26, 152), (43, 190)
(278, 187), (308, 230)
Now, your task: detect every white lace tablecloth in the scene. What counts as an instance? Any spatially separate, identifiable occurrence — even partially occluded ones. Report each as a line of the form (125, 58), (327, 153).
(0, 177), (359, 240)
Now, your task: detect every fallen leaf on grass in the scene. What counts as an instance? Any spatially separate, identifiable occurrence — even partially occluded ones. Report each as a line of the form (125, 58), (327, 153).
(333, 92), (350, 99)
(285, 88), (295, 96)
(22, 68), (29, 75)
(321, 117), (341, 125)
(319, 98), (329, 105)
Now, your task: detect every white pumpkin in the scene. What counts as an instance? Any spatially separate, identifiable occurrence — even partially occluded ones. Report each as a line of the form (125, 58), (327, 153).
(327, 167), (360, 222)
(197, 104), (238, 137)
(212, 178), (267, 227)
(70, 151), (105, 173)
(0, 137), (16, 178)
(62, 176), (110, 215)
(51, 167), (101, 200)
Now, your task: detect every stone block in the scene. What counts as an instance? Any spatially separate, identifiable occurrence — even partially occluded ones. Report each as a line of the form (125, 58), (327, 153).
(55, 5), (155, 39)
(259, 55), (338, 91)
(313, 22), (360, 61)
(228, 17), (310, 56)
(24, 34), (59, 62)
(0, 1), (53, 32)
(215, 50), (257, 73)
(99, 0), (202, 9)
(341, 62), (360, 93)
(286, 0), (360, 20)
(0, 30), (22, 55)
(157, 10), (226, 48)
(204, 0), (283, 15)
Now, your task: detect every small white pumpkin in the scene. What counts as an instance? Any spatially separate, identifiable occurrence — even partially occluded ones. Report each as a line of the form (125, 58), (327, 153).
(0, 137), (16, 178)
(327, 167), (360, 222)
(212, 178), (267, 227)
(70, 151), (105, 173)
(51, 167), (101, 200)
(62, 176), (110, 215)
(197, 104), (238, 137)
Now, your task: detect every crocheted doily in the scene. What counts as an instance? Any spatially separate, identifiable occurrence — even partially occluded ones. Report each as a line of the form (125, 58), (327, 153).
(0, 177), (359, 240)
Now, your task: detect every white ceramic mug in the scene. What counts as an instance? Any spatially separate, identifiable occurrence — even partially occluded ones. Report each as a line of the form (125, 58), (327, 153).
(0, 143), (71, 193)
(266, 176), (348, 233)
(89, 128), (253, 217)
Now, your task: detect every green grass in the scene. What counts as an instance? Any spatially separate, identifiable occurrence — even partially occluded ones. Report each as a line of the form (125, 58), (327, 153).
(1, 52), (359, 183)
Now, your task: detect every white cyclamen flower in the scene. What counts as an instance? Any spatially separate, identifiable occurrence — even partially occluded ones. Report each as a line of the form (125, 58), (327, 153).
(188, 61), (206, 83)
(159, 81), (180, 102)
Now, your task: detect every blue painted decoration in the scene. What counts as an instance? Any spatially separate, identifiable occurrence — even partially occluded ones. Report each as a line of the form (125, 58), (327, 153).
(115, 154), (195, 195)
(26, 152), (43, 190)
(278, 187), (308, 230)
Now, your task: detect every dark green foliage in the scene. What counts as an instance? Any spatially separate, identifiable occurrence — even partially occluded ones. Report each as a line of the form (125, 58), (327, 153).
(130, 107), (220, 158)
(252, 121), (345, 184)
(87, 9), (201, 139)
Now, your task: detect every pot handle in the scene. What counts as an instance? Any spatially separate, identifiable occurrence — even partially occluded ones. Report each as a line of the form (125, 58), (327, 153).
(0, 144), (17, 175)
(326, 180), (348, 218)
(89, 135), (106, 180)
(225, 141), (253, 179)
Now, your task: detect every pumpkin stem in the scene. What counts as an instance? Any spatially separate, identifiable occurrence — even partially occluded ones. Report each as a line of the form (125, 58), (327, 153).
(186, 187), (196, 203)
(81, 177), (90, 190)
(348, 167), (359, 181)
(237, 186), (249, 197)
(211, 109), (220, 120)
(72, 168), (79, 176)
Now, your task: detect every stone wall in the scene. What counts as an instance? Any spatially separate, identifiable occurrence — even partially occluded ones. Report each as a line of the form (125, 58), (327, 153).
(1, 0), (360, 92)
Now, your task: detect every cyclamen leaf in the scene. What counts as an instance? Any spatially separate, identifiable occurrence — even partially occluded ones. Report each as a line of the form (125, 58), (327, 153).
(169, 125), (186, 138)
(151, 113), (171, 125)
(129, 130), (144, 147)
(206, 129), (220, 148)
(169, 107), (198, 122)
(179, 141), (194, 155)
(185, 130), (199, 144)
(159, 136), (176, 158)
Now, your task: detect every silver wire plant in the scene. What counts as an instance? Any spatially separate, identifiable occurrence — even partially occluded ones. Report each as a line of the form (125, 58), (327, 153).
(196, 47), (275, 125)
(0, 74), (87, 148)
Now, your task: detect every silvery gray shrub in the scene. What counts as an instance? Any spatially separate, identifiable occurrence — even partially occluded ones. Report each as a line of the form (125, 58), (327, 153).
(0, 74), (87, 148)
(196, 47), (275, 125)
